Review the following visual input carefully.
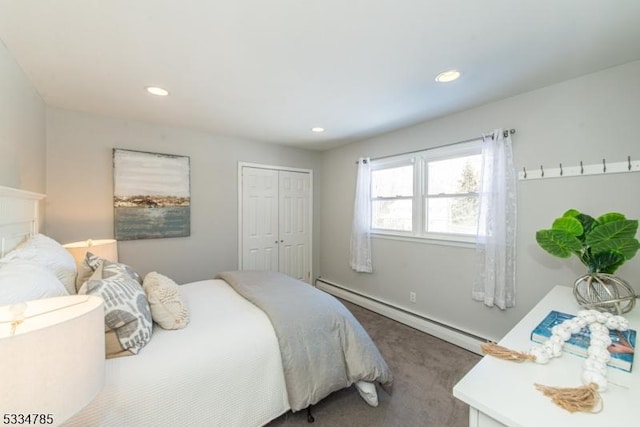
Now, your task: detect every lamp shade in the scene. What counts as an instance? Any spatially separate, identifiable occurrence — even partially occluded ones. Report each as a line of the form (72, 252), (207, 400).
(63, 239), (118, 269)
(0, 295), (105, 424)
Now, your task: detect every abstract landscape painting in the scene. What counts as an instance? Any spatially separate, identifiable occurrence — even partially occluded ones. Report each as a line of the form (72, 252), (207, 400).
(113, 149), (190, 240)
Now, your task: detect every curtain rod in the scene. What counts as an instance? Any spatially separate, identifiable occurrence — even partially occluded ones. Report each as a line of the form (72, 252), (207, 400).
(356, 128), (516, 164)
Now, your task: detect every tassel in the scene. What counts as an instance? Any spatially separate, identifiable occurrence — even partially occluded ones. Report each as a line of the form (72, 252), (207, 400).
(534, 383), (602, 413)
(481, 342), (536, 362)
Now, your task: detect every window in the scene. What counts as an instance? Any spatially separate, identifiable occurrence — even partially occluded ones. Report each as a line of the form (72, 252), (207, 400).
(371, 161), (413, 232)
(370, 141), (482, 243)
(425, 154), (481, 235)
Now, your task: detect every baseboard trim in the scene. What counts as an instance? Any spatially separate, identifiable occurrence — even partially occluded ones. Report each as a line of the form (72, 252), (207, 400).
(315, 277), (485, 355)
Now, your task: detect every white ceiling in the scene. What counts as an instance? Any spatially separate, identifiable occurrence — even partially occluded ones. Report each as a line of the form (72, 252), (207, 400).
(1, 1), (639, 150)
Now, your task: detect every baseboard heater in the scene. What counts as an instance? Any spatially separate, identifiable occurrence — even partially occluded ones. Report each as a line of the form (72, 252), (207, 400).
(315, 277), (487, 355)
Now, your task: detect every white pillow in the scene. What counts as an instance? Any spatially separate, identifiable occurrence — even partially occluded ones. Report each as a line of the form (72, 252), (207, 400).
(143, 272), (189, 330)
(0, 259), (69, 306)
(1, 234), (77, 295)
(355, 381), (379, 407)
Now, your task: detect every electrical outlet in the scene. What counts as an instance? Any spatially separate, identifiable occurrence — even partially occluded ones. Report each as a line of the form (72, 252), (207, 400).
(409, 292), (416, 303)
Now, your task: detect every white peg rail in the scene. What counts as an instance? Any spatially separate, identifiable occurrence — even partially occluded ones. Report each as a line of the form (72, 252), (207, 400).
(518, 158), (640, 180)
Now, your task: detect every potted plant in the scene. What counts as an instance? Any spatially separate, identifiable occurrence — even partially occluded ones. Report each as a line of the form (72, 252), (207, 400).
(536, 209), (640, 314)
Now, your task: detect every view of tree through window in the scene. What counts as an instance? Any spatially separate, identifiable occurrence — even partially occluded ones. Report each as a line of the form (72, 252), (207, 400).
(426, 155), (481, 234)
(451, 160), (480, 228)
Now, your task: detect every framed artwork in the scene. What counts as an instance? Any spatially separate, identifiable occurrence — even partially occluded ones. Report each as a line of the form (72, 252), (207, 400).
(113, 149), (190, 240)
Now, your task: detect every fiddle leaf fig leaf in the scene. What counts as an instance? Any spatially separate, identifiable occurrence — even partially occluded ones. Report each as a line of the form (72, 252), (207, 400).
(562, 209), (581, 218)
(587, 220), (639, 258)
(597, 212), (626, 225)
(617, 238), (640, 260)
(536, 229), (582, 258)
(551, 217), (583, 236)
(575, 213), (597, 239)
(590, 251), (625, 274)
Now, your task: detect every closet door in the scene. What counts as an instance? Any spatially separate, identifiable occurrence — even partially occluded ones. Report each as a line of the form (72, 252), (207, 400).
(278, 171), (310, 281)
(240, 165), (312, 283)
(241, 167), (279, 272)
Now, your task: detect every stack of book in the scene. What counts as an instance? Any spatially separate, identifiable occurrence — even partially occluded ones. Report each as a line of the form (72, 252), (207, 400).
(530, 310), (636, 372)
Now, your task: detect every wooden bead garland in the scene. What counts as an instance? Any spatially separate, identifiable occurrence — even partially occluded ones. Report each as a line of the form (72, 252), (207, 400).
(481, 309), (630, 413)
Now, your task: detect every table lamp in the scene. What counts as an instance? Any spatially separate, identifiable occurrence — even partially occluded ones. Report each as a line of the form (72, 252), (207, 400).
(0, 295), (105, 424)
(63, 239), (118, 270)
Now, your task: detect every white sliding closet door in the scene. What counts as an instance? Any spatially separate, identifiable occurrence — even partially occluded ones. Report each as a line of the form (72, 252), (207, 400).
(240, 165), (312, 283)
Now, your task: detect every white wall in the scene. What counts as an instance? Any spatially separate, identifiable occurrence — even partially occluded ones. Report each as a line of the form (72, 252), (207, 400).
(46, 108), (321, 284)
(0, 39), (45, 192)
(319, 60), (640, 341)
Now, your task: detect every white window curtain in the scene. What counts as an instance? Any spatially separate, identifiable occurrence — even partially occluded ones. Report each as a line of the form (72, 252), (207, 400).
(350, 157), (373, 273)
(473, 129), (517, 309)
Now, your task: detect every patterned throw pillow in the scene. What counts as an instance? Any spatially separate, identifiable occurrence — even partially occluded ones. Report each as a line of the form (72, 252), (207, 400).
(75, 253), (100, 292)
(143, 272), (190, 330)
(101, 257), (142, 283)
(75, 252), (142, 292)
(79, 260), (152, 358)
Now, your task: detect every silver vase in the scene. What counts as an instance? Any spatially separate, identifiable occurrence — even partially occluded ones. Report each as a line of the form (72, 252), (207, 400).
(573, 273), (637, 315)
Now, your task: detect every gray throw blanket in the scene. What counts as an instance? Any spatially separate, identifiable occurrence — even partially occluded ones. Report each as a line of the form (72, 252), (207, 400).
(216, 270), (393, 411)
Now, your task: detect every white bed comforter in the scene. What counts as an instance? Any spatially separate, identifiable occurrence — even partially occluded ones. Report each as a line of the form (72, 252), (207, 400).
(64, 279), (289, 427)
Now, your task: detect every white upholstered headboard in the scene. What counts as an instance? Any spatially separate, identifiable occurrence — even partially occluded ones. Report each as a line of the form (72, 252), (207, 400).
(0, 185), (45, 257)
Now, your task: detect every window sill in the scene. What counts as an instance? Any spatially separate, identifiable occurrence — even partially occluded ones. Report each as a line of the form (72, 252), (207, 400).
(371, 232), (476, 249)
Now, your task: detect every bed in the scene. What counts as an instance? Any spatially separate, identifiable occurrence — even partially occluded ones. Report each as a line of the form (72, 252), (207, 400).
(0, 186), (392, 426)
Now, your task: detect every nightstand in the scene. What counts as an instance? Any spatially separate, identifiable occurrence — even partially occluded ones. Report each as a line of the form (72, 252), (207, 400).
(453, 285), (639, 427)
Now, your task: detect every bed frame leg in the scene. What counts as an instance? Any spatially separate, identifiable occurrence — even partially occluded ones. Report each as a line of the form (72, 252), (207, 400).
(306, 405), (315, 423)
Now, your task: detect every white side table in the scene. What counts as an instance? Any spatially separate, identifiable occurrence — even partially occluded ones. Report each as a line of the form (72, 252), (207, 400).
(453, 285), (639, 427)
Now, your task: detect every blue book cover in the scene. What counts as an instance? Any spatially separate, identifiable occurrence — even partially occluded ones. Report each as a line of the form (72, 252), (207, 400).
(530, 310), (636, 372)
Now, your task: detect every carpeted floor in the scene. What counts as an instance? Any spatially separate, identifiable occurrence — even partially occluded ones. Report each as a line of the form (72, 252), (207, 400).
(266, 299), (481, 427)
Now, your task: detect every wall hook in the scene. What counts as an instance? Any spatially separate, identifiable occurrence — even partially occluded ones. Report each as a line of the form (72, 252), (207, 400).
(603, 158), (607, 173)
(540, 165), (544, 177)
(580, 161), (584, 174)
(629, 155), (632, 171)
(522, 166), (527, 179)
(559, 163), (563, 176)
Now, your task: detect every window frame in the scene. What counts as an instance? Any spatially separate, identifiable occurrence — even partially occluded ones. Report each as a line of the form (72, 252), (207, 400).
(369, 140), (483, 245)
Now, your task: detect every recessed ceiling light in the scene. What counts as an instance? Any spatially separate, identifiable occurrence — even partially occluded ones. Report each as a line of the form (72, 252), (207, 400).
(311, 127), (325, 133)
(435, 70), (461, 83)
(146, 86), (169, 96)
